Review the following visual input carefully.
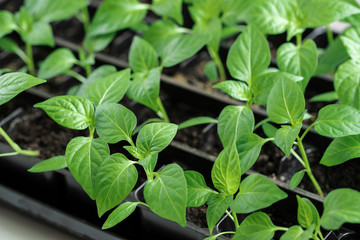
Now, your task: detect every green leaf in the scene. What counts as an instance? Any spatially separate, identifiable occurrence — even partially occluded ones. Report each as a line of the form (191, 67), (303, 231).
(252, 72), (282, 106)
(262, 122), (278, 138)
(314, 104), (360, 138)
(188, 0), (222, 23)
(297, 196), (320, 229)
(95, 103), (136, 144)
(144, 164), (187, 226)
(28, 156), (67, 173)
(95, 153), (137, 217)
(204, 61), (218, 82)
(236, 133), (268, 174)
(211, 144), (241, 195)
(86, 69), (130, 106)
(213, 80), (251, 102)
(23, 21), (54, 47)
(227, 24), (270, 83)
(321, 188), (360, 230)
(83, 32), (116, 52)
(138, 153), (158, 173)
(233, 212), (277, 240)
(178, 116), (217, 130)
(194, 17), (222, 53)
(280, 225), (311, 240)
(341, 27), (360, 60)
(218, 105), (254, 147)
(207, 194), (232, 234)
(274, 124), (302, 157)
(136, 122), (177, 156)
(37, 48), (77, 79)
(102, 202), (140, 229)
(232, 174), (287, 213)
(320, 134), (360, 166)
(16, 7), (33, 34)
(0, 38), (27, 62)
(334, 60), (360, 109)
(185, 171), (216, 207)
(267, 77), (305, 125)
(277, 40), (318, 92)
(309, 92), (338, 103)
(34, 96), (94, 130)
(126, 67), (161, 112)
(0, 72), (45, 106)
(221, 0), (253, 25)
(290, 170), (306, 190)
(0, 10), (16, 38)
(129, 36), (158, 73)
(66, 137), (110, 199)
(152, 0), (183, 25)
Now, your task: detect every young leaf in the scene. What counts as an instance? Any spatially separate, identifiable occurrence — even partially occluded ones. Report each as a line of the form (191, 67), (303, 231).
(0, 38), (27, 62)
(262, 122), (278, 138)
(126, 67), (161, 112)
(233, 212), (277, 240)
(95, 103), (137, 144)
(309, 92), (338, 103)
(0, 72), (45, 106)
(34, 96), (94, 130)
(232, 174), (287, 213)
(274, 124), (302, 157)
(290, 170), (306, 190)
(84, 32), (117, 53)
(188, 0), (222, 23)
(206, 194), (232, 234)
(136, 122), (178, 157)
(267, 77), (305, 125)
(151, 0), (183, 25)
(22, 21), (54, 47)
(95, 153), (137, 217)
(138, 153), (158, 173)
(204, 61), (218, 82)
(321, 188), (360, 230)
(28, 155), (67, 173)
(37, 48), (77, 79)
(86, 69), (130, 106)
(236, 133), (268, 174)
(185, 171), (216, 207)
(144, 164), (187, 226)
(280, 225), (311, 240)
(277, 39), (318, 92)
(102, 202), (140, 229)
(296, 196), (320, 229)
(314, 104), (360, 138)
(66, 137), (110, 199)
(218, 106), (254, 147)
(178, 116), (217, 130)
(211, 144), (241, 195)
(252, 72), (280, 106)
(320, 134), (360, 166)
(227, 24), (270, 84)
(341, 27), (360, 60)
(213, 80), (251, 102)
(0, 10), (16, 38)
(129, 36), (158, 73)
(334, 60), (360, 109)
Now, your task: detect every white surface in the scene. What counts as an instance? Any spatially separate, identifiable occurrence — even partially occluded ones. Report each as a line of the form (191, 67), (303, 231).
(0, 202), (80, 240)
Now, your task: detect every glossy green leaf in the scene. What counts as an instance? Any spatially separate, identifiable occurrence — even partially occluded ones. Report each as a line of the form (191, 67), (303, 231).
(136, 122), (177, 156)
(267, 77), (305, 125)
(321, 188), (360, 230)
(314, 104), (360, 138)
(152, 0), (183, 25)
(188, 0), (222, 23)
(0, 38), (27, 62)
(262, 122), (278, 138)
(138, 153), (158, 173)
(28, 156), (67, 173)
(204, 61), (218, 82)
(309, 91), (338, 103)
(280, 225), (311, 240)
(236, 133), (268, 174)
(95, 103), (136, 144)
(297, 196), (320, 229)
(129, 36), (158, 73)
(277, 40), (318, 92)
(144, 164), (187, 226)
(334, 60), (360, 109)
(23, 21), (54, 47)
(194, 17), (222, 53)
(341, 27), (360, 60)
(178, 116), (217, 130)
(66, 137), (110, 199)
(290, 170), (306, 190)
(35, 96), (94, 130)
(221, 0), (253, 25)
(213, 80), (251, 102)
(233, 212), (277, 240)
(0, 72), (45, 106)
(0, 11), (16, 38)
(126, 67), (161, 112)
(95, 153), (137, 217)
(207, 194), (232, 234)
(83, 32), (116, 52)
(211, 144), (241, 195)
(232, 174), (287, 213)
(218, 105), (254, 147)
(185, 171), (216, 207)
(227, 24), (270, 83)
(16, 7), (33, 34)
(86, 69), (130, 106)
(87, 0), (149, 37)
(274, 124), (302, 157)
(320, 134), (360, 166)
(102, 202), (140, 229)
(37, 48), (77, 79)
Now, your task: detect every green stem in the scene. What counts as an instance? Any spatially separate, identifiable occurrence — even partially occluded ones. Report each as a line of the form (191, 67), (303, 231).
(208, 46), (226, 82)
(156, 97), (170, 122)
(326, 25), (334, 45)
(81, 6), (90, 35)
(296, 34), (302, 46)
(66, 70), (87, 83)
(232, 211), (240, 230)
(0, 127), (39, 157)
(290, 148), (305, 167)
(0, 152), (19, 157)
(225, 210), (234, 221)
(26, 42), (35, 76)
(275, 227), (289, 232)
(297, 137), (324, 197)
(300, 122), (316, 141)
(254, 118), (270, 130)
